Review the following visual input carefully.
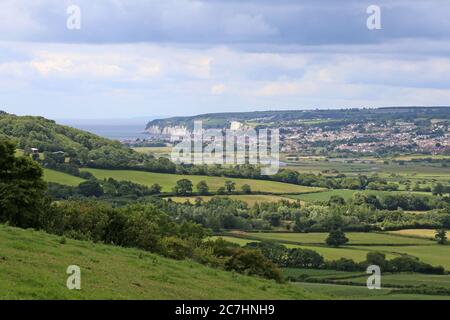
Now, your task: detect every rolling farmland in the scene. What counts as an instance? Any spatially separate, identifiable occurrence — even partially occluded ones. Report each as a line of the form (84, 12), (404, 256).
(81, 168), (325, 194)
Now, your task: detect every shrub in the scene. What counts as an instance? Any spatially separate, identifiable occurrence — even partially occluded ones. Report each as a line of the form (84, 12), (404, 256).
(160, 236), (193, 260)
(225, 248), (283, 282)
(325, 229), (349, 247)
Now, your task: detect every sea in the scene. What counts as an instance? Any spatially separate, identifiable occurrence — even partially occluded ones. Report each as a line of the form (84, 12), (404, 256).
(57, 119), (152, 141)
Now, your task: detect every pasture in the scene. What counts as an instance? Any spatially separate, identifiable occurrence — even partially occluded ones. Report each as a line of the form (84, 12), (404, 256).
(217, 232), (450, 268)
(229, 231), (435, 246)
(81, 168), (325, 194)
(287, 189), (434, 203)
(333, 272), (450, 290)
(213, 235), (399, 261)
(386, 229), (444, 240)
(133, 146), (172, 156)
(295, 283), (450, 300)
(43, 169), (85, 186)
(356, 245), (450, 270)
(167, 195), (299, 206)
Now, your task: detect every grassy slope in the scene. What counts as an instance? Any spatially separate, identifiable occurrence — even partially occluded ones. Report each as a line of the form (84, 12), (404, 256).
(81, 168), (325, 194)
(43, 168), (85, 186)
(0, 225), (326, 300)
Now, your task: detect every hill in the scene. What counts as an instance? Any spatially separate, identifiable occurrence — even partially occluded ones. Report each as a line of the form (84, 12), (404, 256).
(81, 168), (325, 194)
(0, 112), (145, 168)
(0, 224), (325, 300)
(145, 107), (450, 132)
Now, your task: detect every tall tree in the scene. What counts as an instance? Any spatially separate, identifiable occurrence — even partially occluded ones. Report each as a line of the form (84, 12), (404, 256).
(225, 180), (236, 193)
(432, 183), (445, 196)
(196, 180), (209, 195)
(173, 179), (193, 196)
(435, 229), (447, 245)
(325, 229), (349, 247)
(0, 139), (47, 228)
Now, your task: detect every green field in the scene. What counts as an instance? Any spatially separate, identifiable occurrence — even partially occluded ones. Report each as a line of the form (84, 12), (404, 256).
(283, 157), (450, 188)
(218, 232), (450, 268)
(293, 282), (450, 300)
(81, 168), (325, 194)
(43, 169), (85, 186)
(287, 189), (434, 203)
(228, 231), (435, 246)
(386, 229), (446, 240)
(168, 195), (299, 206)
(213, 236), (398, 261)
(284, 268), (450, 299)
(355, 245), (450, 270)
(133, 146), (172, 155)
(282, 268), (365, 280)
(0, 224), (326, 300)
(333, 272), (450, 289)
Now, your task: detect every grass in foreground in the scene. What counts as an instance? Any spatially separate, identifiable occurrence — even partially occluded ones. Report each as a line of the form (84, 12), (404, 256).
(0, 224), (326, 300)
(81, 168), (325, 194)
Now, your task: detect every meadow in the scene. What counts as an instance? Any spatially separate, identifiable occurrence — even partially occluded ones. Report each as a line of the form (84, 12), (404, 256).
(43, 168), (85, 186)
(293, 283), (450, 300)
(133, 146), (172, 156)
(283, 157), (450, 187)
(228, 231), (435, 246)
(167, 194), (299, 206)
(386, 229), (444, 240)
(216, 232), (450, 269)
(81, 168), (325, 194)
(212, 236), (399, 261)
(355, 245), (450, 270)
(0, 224), (325, 300)
(332, 272), (450, 290)
(286, 189), (434, 203)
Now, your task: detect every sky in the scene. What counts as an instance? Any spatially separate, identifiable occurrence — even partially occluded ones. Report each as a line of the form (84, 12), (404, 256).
(1, 0), (450, 119)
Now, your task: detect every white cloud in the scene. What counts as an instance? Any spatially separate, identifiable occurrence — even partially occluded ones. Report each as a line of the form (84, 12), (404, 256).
(1, 41), (450, 118)
(211, 84), (226, 94)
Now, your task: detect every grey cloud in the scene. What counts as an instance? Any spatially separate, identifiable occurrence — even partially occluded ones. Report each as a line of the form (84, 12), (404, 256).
(0, 0), (449, 48)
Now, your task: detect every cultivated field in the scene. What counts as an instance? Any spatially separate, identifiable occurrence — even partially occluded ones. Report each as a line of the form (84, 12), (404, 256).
(81, 168), (325, 194)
